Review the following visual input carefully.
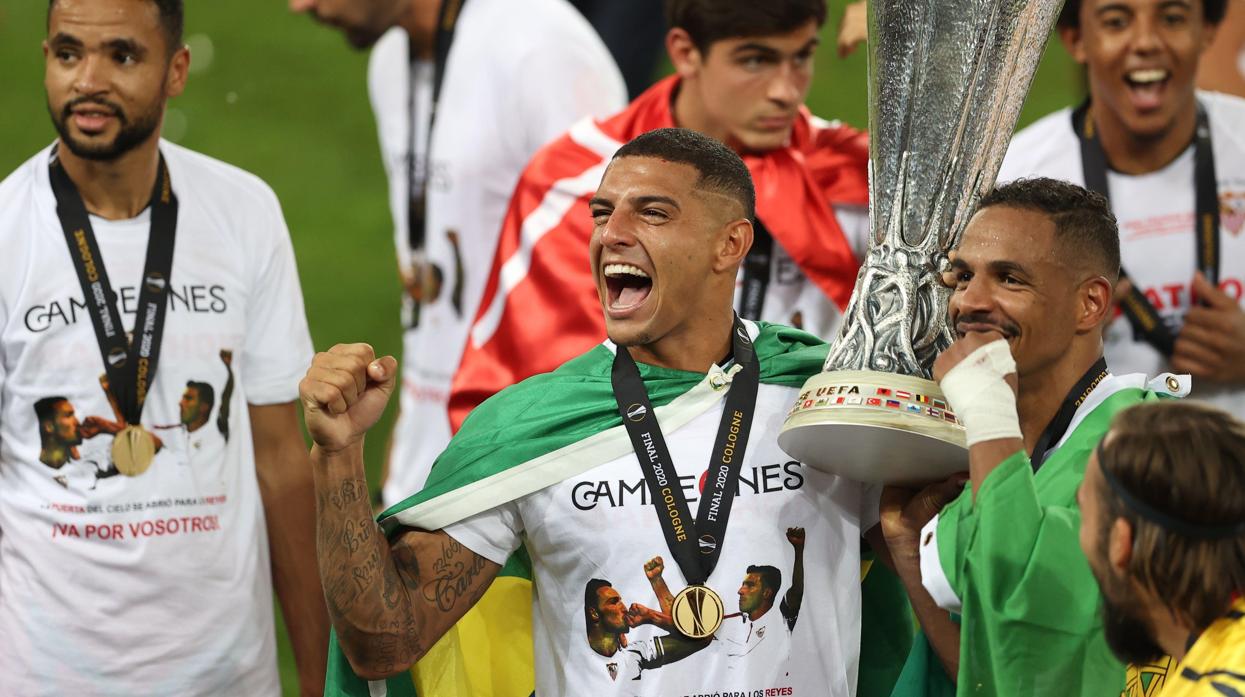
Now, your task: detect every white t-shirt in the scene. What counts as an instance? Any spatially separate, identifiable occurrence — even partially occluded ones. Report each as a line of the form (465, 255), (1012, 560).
(0, 141), (314, 696)
(998, 91), (1245, 413)
(368, 0), (627, 504)
(445, 380), (880, 697)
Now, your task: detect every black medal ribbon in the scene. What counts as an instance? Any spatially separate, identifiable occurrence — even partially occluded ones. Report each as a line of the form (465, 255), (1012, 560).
(738, 218), (774, 321)
(1030, 357), (1109, 471)
(405, 0), (464, 328)
(48, 151), (178, 426)
(611, 316), (760, 585)
(1073, 100), (1220, 357)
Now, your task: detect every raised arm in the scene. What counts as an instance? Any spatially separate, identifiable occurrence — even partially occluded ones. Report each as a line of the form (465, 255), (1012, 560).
(301, 344), (501, 679)
(781, 527), (805, 621)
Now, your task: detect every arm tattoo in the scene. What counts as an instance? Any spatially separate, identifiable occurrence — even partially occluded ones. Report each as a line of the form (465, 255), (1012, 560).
(313, 469), (495, 676)
(421, 536), (490, 612)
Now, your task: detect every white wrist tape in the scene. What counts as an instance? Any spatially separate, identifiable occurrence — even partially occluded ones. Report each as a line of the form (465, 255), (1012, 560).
(940, 340), (1022, 446)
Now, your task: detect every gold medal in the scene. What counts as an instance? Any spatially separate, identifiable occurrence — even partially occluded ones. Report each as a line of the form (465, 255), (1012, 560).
(111, 425), (156, 477)
(670, 585), (724, 639)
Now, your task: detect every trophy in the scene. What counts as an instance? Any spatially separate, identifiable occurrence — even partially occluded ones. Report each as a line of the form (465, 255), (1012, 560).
(778, 0), (1062, 485)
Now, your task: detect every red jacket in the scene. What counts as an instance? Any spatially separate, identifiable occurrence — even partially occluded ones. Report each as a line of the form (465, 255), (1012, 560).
(449, 76), (869, 430)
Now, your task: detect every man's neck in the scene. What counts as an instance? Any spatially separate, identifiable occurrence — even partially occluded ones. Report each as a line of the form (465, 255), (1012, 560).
(747, 604), (772, 622)
(1093, 97), (1198, 175)
(399, 0), (442, 60)
(42, 443), (72, 468)
(58, 137), (160, 221)
(1148, 603), (1198, 663)
(626, 311), (734, 374)
(587, 628), (621, 657)
(1015, 344), (1104, 454)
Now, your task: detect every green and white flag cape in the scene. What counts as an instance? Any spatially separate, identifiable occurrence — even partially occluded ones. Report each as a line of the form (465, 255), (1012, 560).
(889, 371), (1189, 697)
(325, 322), (912, 697)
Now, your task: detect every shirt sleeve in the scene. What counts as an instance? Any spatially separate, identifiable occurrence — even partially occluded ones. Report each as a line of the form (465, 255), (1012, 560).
(441, 499), (524, 566)
(241, 189), (314, 405)
(860, 481), (882, 534)
(931, 450), (1123, 694)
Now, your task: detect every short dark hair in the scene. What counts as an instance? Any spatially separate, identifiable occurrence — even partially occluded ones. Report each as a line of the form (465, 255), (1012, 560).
(1058, 0), (1226, 28)
(34, 396), (70, 424)
(1097, 402), (1245, 631)
(584, 578), (612, 616)
(666, 0), (827, 54)
(746, 564), (782, 597)
(185, 380), (215, 409)
(612, 127), (756, 222)
(977, 177), (1121, 283)
(48, 0), (185, 52)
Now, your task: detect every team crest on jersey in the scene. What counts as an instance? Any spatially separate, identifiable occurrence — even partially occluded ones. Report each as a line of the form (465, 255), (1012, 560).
(755, 625), (766, 639)
(1223, 190), (1245, 237)
(606, 662), (618, 681)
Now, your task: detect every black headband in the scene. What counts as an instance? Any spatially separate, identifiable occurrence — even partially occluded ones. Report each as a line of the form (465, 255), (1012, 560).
(1096, 440), (1245, 540)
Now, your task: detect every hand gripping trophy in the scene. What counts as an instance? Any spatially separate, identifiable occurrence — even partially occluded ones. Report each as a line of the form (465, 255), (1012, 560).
(778, 0), (1062, 484)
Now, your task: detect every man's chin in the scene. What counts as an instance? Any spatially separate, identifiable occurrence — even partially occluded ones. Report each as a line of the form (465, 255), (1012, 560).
(345, 28), (384, 49)
(1101, 591), (1166, 665)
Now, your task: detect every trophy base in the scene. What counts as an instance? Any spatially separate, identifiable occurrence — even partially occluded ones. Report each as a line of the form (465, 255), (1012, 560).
(778, 371), (968, 486)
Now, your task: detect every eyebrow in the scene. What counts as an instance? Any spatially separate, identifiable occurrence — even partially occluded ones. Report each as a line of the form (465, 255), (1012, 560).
(731, 37), (820, 57)
(104, 37), (146, 57)
(948, 257), (1030, 277)
(48, 32), (84, 48)
(630, 195), (680, 210)
(49, 32), (146, 57)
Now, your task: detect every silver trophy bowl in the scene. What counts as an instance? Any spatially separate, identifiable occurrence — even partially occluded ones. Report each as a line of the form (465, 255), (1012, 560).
(779, 0), (1062, 485)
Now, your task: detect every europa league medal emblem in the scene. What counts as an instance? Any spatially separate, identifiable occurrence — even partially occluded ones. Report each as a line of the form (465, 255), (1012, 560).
(778, 0), (1062, 484)
(671, 585), (725, 639)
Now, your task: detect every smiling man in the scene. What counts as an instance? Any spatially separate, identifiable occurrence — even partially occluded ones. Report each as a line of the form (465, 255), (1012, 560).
(449, 0), (870, 432)
(881, 178), (1190, 697)
(997, 0), (1245, 414)
(0, 1), (327, 694)
(304, 128), (883, 697)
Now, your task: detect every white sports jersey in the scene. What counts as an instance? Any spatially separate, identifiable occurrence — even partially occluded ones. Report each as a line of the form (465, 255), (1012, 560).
(445, 379), (879, 697)
(0, 142), (313, 696)
(718, 603), (795, 673)
(368, 0), (626, 505)
(998, 91), (1245, 414)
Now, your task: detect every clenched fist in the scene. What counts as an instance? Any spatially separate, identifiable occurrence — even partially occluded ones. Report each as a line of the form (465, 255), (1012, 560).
(786, 527), (805, 549)
(299, 343), (398, 453)
(644, 556), (665, 580)
(933, 329), (1017, 395)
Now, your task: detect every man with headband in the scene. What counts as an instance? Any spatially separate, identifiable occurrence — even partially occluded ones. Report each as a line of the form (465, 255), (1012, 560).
(1079, 400), (1245, 696)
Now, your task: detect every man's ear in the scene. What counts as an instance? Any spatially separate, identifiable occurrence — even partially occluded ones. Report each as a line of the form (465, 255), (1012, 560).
(165, 45), (190, 99)
(1107, 516), (1134, 573)
(587, 607), (600, 623)
(666, 27), (703, 80)
(1078, 275), (1113, 333)
(714, 218), (753, 274)
(1058, 24), (1087, 64)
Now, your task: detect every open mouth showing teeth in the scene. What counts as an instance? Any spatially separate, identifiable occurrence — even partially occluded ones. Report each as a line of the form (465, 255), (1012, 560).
(1125, 69), (1169, 108)
(603, 263), (653, 310)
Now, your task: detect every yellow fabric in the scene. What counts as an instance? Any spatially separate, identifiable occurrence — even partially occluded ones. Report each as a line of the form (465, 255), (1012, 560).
(1124, 657), (1175, 697)
(1160, 598), (1245, 697)
(411, 576), (535, 697)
